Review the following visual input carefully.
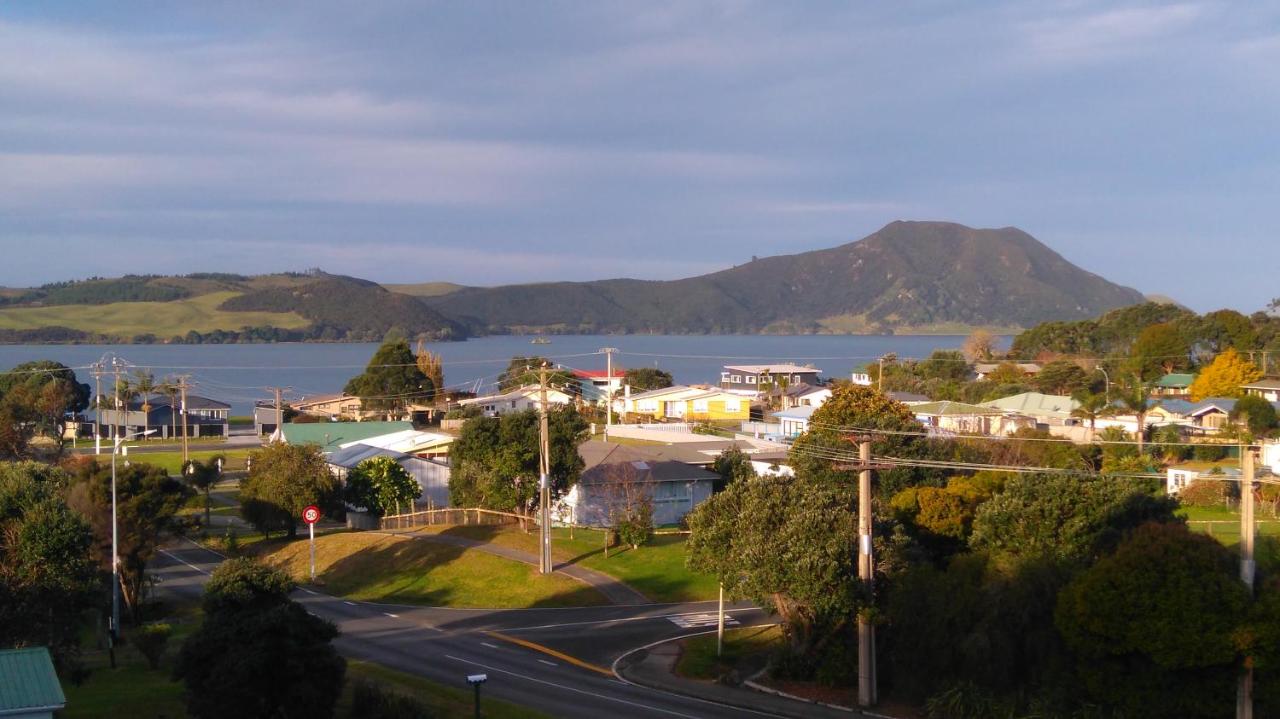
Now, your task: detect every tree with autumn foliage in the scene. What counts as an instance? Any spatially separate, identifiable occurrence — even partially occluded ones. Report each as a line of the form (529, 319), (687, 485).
(1189, 347), (1262, 401)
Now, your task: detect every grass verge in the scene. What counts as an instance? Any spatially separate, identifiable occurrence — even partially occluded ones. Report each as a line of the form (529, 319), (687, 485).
(255, 532), (608, 608)
(416, 524), (719, 603)
(128, 448), (253, 475)
(341, 660), (552, 719)
(675, 624), (782, 680)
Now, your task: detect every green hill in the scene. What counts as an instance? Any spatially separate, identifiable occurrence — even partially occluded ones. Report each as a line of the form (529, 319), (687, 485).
(424, 221), (1145, 334)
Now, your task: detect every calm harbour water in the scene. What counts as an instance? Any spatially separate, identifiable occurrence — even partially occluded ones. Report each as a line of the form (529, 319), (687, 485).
(0, 334), (999, 415)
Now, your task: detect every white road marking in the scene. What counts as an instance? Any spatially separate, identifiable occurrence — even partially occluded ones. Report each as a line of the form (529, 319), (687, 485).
(667, 613), (739, 629)
(299, 588), (318, 595)
(158, 549), (211, 575)
(383, 612), (400, 618)
(443, 655), (702, 719)
(504, 608), (758, 632)
(481, 642), (500, 649)
(344, 601), (358, 606)
(538, 659), (558, 667)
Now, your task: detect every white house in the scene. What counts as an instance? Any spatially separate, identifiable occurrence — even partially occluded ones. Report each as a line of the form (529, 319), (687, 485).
(1243, 380), (1280, 403)
(773, 405), (816, 439)
(979, 392), (1080, 427)
(1166, 464), (1240, 495)
(1263, 440), (1280, 477)
(458, 385), (574, 417)
(851, 372), (872, 386)
(556, 442), (718, 527)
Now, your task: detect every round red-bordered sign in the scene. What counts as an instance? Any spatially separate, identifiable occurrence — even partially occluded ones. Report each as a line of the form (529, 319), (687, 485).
(302, 505), (321, 524)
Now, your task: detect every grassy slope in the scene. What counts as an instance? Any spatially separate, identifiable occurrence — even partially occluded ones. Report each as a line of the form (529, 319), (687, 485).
(0, 291), (308, 335)
(422, 525), (719, 602)
(128, 448), (254, 475)
(256, 532), (608, 608)
(381, 281), (468, 297)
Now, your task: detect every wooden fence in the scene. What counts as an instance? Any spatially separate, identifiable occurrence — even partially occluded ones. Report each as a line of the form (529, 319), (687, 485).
(378, 507), (528, 531)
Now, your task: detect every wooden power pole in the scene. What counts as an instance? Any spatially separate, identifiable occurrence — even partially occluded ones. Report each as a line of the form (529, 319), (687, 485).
(176, 375), (191, 464)
(599, 347), (618, 430)
(1240, 446), (1256, 719)
(538, 364), (552, 575)
(836, 434), (893, 708)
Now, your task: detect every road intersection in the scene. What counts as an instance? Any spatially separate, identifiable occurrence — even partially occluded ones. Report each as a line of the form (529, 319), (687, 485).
(153, 539), (826, 718)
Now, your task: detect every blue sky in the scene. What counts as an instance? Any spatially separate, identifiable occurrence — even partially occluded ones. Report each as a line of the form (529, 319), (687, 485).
(1, 2), (1277, 313)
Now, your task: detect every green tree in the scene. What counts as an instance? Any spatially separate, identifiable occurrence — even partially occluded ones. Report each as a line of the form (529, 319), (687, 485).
(969, 472), (1177, 567)
(182, 455), (223, 529)
(239, 443), (340, 537)
(1114, 376), (1155, 452)
(623, 367), (674, 391)
(66, 460), (190, 619)
(788, 384), (927, 498)
(343, 337), (431, 418)
(1031, 360), (1090, 395)
(131, 623), (172, 670)
(131, 369), (156, 441)
(1055, 523), (1245, 718)
(1129, 322), (1190, 379)
(710, 445), (756, 492)
(688, 475), (858, 669)
(344, 456), (421, 517)
(497, 356), (575, 393)
(916, 350), (970, 382)
(0, 361), (91, 456)
(448, 407), (588, 513)
(174, 559), (345, 719)
(1189, 347), (1263, 401)
(0, 462), (98, 677)
(1231, 395), (1278, 437)
(1070, 390), (1112, 439)
(1196, 308), (1257, 353)
(414, 339), (445, 400)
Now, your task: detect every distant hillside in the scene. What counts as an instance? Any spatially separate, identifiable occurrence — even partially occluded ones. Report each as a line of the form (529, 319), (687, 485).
(0, 272), (463, 343)
(425, 221), (1146, 335)
(221, 276), (464, 341)
(381, 282), (468, 297)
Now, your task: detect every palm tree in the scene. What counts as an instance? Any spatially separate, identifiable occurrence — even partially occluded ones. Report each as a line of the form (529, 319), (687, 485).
(1070, 391), (1112, 441)
(113, 376), (138, 440)
(156, 377), (179, 441)
(132, 369), (156, 442)
(1114, 376), (1155, 453)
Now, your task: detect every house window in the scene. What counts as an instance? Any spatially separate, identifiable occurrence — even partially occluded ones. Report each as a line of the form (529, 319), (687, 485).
(725, 399), (741, 413)
(732, 375), (742, 384)
(746, 375), (757, 384)
(693, 400), (709, 413)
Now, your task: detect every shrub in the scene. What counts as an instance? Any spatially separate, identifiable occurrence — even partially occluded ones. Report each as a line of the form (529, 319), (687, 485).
(1178, 478), (1230, 508)
(616, 503), (654, 549)
(349, 679), (435, 719)
(1192, 444), (1227, 462)
(131, 623), (172, 670)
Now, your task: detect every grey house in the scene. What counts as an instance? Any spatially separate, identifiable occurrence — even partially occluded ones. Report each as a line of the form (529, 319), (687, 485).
(97, 394), (230, 439)
(326, 443), (451, 510)
(555, 441), (718, 527)
(719, 364), (822, 394)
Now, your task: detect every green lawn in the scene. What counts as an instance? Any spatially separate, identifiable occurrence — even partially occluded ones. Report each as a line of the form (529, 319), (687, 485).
(342, 661), (551, 719)
(256, 532), (607, 608)
(1180, 504), (1280, 569)
(420, 524), (719, 603)
(0, 291), (308, 336)
(128, 448), (254, 475)
(675, 624), (782, 680)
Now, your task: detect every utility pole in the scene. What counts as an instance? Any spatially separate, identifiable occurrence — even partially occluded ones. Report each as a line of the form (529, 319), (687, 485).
(835, 435), (892, 708)
(538, 364), (552, 575)
(111, 358), (123, 443)
(176, 375), (192, 464)
(266, 386), (290, 441)
(1239, 447), (1256, 719)
(92, 361), (103, 455)
(599, 347), (618, 430)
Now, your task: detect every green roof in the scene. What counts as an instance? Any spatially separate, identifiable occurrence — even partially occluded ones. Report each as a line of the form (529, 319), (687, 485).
(910, 400), (1005, 416)
(1156, 373), (1196, 388)
(0, 647), (65, 713)
(280, 421), (413, 452)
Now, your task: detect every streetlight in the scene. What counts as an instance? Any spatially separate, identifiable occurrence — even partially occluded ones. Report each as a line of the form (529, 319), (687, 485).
(110, 428), (155, 651)
(466, 674), (487, 719)
(1096, 367), (1111, 404)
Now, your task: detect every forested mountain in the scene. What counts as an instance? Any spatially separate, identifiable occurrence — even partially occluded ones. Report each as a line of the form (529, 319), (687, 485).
(425, 221), (1146, 334)
(0, 221), (1148, 343)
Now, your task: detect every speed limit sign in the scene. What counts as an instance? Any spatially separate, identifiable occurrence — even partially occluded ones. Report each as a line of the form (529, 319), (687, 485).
(302, 505), (321, 524)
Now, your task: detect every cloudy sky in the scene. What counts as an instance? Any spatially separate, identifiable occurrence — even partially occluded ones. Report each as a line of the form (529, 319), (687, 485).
(2, 2), (1276, 312)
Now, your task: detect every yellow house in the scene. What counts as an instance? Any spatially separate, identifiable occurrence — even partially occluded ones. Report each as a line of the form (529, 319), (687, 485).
(679, 390), (749, 422)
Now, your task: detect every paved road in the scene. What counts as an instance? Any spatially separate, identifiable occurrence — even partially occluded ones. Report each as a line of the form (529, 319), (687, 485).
(154, 540), (790, 719)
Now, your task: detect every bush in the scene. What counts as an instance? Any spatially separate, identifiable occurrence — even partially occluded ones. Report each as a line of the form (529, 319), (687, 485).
(131, 623), (172, 670)
(1192, 444), (1227, 462)
(349, 679), (435, 719)
(1178, 478), (1230, 508)
(616, 502), (654, 548)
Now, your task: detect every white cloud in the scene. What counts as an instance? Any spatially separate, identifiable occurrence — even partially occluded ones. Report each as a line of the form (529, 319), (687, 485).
(1019, 3), (1205, 64)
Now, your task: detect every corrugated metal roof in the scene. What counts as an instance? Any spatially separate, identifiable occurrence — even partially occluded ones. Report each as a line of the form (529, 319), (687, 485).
(280, 421), (414, 451)
(0, 647), (66, 712)
(1156, 373), (1196, 388)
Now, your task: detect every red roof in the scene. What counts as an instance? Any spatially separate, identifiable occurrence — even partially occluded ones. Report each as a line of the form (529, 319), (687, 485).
(572, 369), (624, 379)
